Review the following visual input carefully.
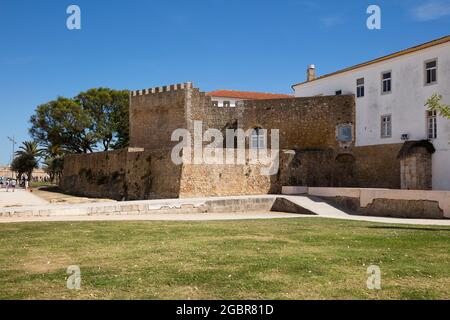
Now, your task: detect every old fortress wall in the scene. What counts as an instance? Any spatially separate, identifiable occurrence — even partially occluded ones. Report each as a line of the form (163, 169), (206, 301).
(61, 82), (405, 200)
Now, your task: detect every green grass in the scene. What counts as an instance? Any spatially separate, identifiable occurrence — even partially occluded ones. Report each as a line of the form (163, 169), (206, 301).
(30, 181), (56, 188)
(0, 218), (449, 300)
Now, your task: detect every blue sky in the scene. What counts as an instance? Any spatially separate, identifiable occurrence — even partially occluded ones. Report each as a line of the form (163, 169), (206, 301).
(0, 0), (449, 165)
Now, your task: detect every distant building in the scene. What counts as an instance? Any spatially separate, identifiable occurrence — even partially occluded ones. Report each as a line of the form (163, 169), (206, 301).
(0, 166), (49, 181)
(207, 90), (292, 107)
(292, 35), (450, 190)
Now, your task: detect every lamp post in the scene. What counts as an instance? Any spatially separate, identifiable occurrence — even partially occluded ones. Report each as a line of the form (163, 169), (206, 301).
(7, 136), (17, 179)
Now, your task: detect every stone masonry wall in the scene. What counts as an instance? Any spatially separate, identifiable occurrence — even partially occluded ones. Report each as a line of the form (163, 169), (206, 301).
(61, 82), (405, 200)
(129, 84), (191, 150)
(61, 148), (181, 200)
(61, 149), (128, 199)
(400, 147), (433, 190)
(352, 144), (403, 189)
(186, 88), (358, 188)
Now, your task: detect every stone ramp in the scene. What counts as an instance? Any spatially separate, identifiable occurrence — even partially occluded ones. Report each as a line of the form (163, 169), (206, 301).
(281, 195), (351, 218)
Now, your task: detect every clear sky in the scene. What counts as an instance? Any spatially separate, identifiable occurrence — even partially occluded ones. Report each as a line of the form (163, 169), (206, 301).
(1, 0), (449, 165)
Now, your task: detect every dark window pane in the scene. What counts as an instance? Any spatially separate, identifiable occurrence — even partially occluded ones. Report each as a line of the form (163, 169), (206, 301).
(431, 69), (437, 82)
(338, 126), (352, 142)
(426, 61), (436, 69)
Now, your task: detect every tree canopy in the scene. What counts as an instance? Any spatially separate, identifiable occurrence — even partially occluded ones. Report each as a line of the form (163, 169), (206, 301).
(30, 88), (129, 154)
(11, 141), (42, 181)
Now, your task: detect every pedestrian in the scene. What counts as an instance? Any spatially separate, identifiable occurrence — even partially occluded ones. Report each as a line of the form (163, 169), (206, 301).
(10, 179), (16, 192)
(25, 179), (29, 191)
(5, 179), (10, 192)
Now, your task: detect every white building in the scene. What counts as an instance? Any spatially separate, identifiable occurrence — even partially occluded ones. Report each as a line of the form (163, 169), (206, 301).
(292, 35), (450, 191)
(207, 90), (292, 107)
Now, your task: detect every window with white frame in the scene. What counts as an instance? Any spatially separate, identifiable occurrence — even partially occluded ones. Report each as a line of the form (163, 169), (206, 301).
(425, 59), (437, 85)
(381, 115), (392, 138)
(223, 101), (231, 108)
(250, 128), (266, 149)
(356, 78), (365, 98)
(427, 110), (437, 139)
(381, 71), (392, 94)
(212, 101), (219, 107)
(335, 90), (342, 96)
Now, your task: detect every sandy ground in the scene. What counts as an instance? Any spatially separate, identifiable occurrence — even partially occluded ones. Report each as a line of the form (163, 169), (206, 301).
(31, 186), (116, 205)
(0, 188), (48, 207)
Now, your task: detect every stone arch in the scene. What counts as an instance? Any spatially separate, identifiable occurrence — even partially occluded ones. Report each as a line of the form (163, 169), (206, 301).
(398, 140), (435, 190)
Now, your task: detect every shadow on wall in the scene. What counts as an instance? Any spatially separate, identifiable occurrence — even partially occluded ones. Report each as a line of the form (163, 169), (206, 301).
(280, 149), (357, 189)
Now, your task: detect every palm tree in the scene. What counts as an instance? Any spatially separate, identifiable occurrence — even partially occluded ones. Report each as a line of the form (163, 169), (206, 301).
(16, 141), (43, 158)
(14, 141), (43, 181)
(42, 143), (65, 183)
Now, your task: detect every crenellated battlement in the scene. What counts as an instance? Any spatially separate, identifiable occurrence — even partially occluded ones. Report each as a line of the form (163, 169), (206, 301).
(131, 82), (193, 96)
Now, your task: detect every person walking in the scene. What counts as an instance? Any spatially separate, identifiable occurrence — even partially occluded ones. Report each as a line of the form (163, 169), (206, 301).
(10, 179), (16, 192)
(5, 179), (10, 192)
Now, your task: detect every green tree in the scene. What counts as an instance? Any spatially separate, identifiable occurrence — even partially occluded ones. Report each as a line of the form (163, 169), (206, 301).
(42, 143), (65, 183)
(42, 157), (64, 183)
(30, 89), (129, 154)
(425, 93), (450, 119)
(12, 141), (42, 181)
(30, 97), (97, 153)
(75, 88), (129, 151)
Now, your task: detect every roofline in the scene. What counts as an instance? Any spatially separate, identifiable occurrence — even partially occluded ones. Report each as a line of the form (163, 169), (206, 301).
(207, 95), (292, 99)
(206, 90), (292, 99)
(291, 35), (450, 89)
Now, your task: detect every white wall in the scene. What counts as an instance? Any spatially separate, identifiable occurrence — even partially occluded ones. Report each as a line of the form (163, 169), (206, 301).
(210, 97), (242, 107)
(293, 42), (450, 190)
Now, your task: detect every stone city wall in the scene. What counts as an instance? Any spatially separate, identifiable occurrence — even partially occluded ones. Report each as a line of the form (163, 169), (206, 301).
(61, 148), (181, 200)
(61, 82), (409, 200)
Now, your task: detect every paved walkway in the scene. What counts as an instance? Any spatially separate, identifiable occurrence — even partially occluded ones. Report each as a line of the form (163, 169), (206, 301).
(1, 211), (449, 226)
(0, 212), (304, 223)
(0, 189), (48, 208)
(0, 194), (449, 226)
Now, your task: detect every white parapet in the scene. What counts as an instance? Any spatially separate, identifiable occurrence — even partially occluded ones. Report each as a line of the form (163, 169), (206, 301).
(303, 187), (450, 218)
(281, 186), (309, 195)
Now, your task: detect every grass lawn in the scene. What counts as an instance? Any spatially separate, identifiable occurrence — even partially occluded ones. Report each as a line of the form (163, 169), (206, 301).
(0, 218), (449, 300)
